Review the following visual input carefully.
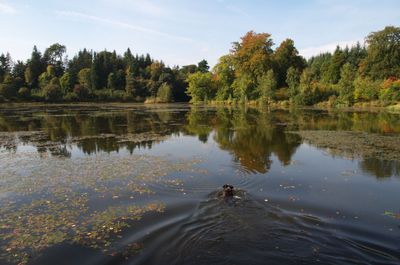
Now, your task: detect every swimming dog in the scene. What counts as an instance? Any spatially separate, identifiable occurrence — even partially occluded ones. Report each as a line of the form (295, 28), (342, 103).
(220, 184), (234, 198)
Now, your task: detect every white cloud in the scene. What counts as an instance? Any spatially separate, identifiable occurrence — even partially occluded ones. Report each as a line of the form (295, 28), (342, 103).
(299, 39), (364, 58)
(56, 10), (193, 43)
(0, 2), (16, 14)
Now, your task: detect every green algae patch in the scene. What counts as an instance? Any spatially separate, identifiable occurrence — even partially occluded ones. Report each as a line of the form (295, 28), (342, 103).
(291, 130), (400, 161)
(0, 151), (202, 264)
(0, 130), (170, 154)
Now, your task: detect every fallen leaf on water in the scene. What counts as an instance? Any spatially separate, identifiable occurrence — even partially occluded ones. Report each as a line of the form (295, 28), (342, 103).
(384, 211), (400, 219)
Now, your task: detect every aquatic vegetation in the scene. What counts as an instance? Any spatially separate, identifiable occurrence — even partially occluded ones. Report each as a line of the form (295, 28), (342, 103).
(384, 211), (400, 219)
(292, 130), (400, 161)
(0, 151), (200, 264)
(1, 104), (400, 265)
(72, 132), (169, 144)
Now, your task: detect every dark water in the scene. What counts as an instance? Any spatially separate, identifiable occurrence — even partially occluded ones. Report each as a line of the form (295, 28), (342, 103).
(0, 104), (399, 265)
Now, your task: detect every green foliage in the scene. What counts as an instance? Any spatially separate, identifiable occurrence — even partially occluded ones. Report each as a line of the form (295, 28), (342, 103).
(186, 72), (215, 102)
(107, 73), (117, 90)
(38, 65), (56, 90)
(257, 69), (277, 103)
(60, 72), (73, 94)
(0, 82), (14, 99)
(78, 68), (92, 91)
(147, 80), (159, 98)
(308, 53), (332, 80)
(68, 48), (92, 85)
(157, 82), (173, 103)
(0, 75), (19, 99)
(286, 67), (300, 98)
(18, 87), (30, 99)
(324, 46), (346, 84)
(43, 43), (66, 76)
(274, 39), (305, 87)
(361, 26), (400, 80)
(63, 92), (79, 102)
(346, 42), (367, 68)
(43, 77), (62, 101)
(24, 67), (34, 87)
(0, 53), (12, 83)
(0, 26), (398, 105)
(94, 89), (127, 101)
(297, 69), (315, 105)
(380, 78), (400, 102)
(213, 55), (234, 100)
(232, 73), (255, 101)
(26, 46), (46, 88)
(337, 63), (356, 105)
(125, 69), (137, 98)
(73, 84), (90, 100)
(354, 76), (379, 101)
(231, 31), (274, 99)
(197, 59), (210, 73)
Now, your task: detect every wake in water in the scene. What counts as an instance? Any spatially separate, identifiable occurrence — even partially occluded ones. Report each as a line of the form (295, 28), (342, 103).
(129, 188), (400, 265)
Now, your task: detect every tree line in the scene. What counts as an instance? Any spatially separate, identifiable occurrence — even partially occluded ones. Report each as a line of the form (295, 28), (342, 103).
(0, 44), (210, 103)
(186, 26), (400, 107)
(1, 25), (399, 106)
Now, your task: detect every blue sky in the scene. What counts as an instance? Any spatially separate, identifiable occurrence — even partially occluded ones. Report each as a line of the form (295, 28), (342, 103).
(0, 0), (399, 67)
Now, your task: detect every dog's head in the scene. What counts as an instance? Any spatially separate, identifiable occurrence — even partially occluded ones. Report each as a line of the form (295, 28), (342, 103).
(222, 184), (234, 197)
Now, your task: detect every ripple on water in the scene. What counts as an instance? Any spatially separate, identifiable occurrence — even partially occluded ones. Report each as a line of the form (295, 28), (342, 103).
(121, 192), (400, 265)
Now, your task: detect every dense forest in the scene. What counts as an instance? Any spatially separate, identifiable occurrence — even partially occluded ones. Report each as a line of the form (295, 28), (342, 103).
(188, 26), (400, 107)
(0, 26), (399, 106)
(0, 46), (209, 103)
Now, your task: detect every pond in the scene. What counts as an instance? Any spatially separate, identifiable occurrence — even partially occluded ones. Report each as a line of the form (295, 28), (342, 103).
(0, 103), (399, 265)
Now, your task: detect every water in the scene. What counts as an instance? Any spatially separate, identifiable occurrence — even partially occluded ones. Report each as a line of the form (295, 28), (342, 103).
(0, 104), (399, 265)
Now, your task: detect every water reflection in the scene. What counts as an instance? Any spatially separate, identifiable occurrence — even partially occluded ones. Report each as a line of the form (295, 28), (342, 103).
(1, 104), (400, 265)
(209, 107), (301, 173)
(0, 105), (399, 178)
(359, 158), (400, 178)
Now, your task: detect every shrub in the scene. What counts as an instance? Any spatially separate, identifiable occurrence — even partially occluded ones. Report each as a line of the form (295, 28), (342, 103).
(122, 93), (134, 102)
(380, 78), (400, 102)
(44, 84), (62, 101)
(275, 87), (289, 101)
(30, 88), (43, 100)
(0, 75), (18, 99)
(18, 87), (30, 99)
(43, 81), (62, 101)
(0, 83), (13, 99)
(157, 83), (173, 103)
(112, 90), (126, 101)
(63, 92), (79, 102)
(73, 84), (90, 100)
(353, 76), (379, 101)
(93, 89), (128, 101)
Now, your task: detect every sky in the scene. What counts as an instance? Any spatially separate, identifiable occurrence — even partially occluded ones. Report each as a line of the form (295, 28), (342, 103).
(0, 0), (399, 67)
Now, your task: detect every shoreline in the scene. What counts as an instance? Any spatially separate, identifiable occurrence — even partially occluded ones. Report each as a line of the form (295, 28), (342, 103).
(0, 101), (399, 113)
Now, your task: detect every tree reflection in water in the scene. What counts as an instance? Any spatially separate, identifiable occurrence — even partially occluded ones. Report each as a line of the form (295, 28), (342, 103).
(0, 104), (399, 178)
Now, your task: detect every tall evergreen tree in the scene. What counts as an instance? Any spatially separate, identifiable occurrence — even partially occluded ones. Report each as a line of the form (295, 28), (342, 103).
(25, 46), (45, 88)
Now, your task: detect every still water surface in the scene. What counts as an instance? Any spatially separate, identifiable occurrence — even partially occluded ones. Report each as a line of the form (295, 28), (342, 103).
(0, 104), (399, 265)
